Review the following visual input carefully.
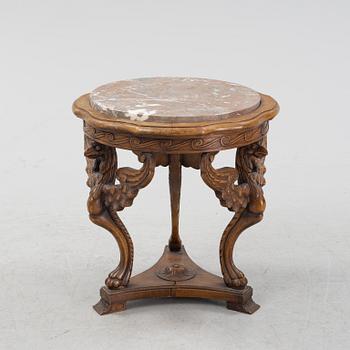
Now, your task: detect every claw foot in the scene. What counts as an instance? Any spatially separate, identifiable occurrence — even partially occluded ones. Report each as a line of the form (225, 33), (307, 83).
(105, 269), (129, 289)
(224, 269), (248, 289)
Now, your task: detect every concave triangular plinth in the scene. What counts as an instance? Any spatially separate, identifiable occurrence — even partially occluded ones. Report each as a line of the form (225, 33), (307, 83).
(94, 246), (259, 315)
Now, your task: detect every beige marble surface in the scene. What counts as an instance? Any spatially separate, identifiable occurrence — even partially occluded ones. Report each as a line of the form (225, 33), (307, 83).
(89, 77), (261, 122)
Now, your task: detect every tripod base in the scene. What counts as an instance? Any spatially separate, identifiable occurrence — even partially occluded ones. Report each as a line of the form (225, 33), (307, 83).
(93, 245), (259, 315)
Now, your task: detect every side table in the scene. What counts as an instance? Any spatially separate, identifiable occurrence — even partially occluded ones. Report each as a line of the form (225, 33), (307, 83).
(72, 77), (279, 315)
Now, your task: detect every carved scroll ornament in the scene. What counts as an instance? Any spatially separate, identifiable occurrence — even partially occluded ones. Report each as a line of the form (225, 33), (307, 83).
(83, 121), (269, 153)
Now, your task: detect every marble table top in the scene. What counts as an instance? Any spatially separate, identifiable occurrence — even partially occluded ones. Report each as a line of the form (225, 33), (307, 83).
(89, 77), (261, 123)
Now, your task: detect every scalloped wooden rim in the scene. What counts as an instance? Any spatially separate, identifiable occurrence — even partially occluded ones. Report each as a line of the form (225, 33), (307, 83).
(73, 93), (279, 137)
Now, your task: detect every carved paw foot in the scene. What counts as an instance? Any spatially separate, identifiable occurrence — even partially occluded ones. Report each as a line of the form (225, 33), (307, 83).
(105, 269), (129, 289)
(232, 275), (248, 288)
(225, 275), (248, 289)
(105, 277), (122, 289)
(223, 267), (248, 289)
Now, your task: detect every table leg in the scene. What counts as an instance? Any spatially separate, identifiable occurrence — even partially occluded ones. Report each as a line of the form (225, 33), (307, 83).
(84, 136), (156, 313)
(82, 137), (267, 315)
(168, 154), (182, 251)
(200, 137), (268, 312)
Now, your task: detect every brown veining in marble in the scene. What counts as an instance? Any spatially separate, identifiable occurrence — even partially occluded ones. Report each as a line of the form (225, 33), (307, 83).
(89, 77), (261, 123)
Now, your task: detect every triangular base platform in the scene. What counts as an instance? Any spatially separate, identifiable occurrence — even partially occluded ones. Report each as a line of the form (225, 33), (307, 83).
(93, 246), (259, 315)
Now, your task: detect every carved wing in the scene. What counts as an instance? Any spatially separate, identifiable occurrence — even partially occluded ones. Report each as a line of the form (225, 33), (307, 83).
(200, 153), (250, 212)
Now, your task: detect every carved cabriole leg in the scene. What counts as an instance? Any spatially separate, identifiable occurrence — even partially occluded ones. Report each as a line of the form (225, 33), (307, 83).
(200, 136), (268, 295)
(84, 135), (156, 292)
(219, 209), (262, 289)
(89, 211), (133, 289)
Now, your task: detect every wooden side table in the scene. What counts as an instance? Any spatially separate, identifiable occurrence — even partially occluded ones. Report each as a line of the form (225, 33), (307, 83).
(73, 77), (279, 315)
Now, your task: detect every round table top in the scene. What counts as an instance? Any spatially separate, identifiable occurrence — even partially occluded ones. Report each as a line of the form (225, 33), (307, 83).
(73, 77), (279, 141)
(89, 77), (261, 123)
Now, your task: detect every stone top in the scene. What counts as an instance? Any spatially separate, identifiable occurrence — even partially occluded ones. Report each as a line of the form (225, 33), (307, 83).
(89, 77), (261, 123)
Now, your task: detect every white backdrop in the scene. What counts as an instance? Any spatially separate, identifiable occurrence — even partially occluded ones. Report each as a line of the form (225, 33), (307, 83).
(0, 1), (349, 349)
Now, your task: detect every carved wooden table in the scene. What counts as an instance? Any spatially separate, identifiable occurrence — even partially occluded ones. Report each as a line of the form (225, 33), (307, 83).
(73, 77), (279, 315)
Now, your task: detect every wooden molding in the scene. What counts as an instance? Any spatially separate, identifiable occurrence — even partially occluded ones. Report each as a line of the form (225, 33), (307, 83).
(73, 93), (278, 138)
(83, 121), (269, 154)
